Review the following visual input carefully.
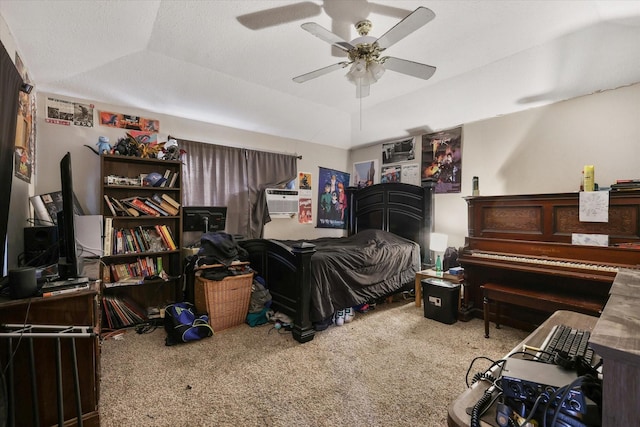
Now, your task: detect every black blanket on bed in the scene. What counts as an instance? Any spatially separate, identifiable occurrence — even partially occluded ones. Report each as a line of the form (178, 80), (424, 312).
(279, 229), (421, 322)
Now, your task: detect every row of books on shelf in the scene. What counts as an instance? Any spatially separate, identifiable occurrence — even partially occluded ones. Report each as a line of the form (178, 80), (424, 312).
(611, 179), (640, 191)
(102, 295), (147, 329)
(105, 255), (165, 286)
(103, 220), (177, 255)
(105, 169), (179, 188)
(104, 193), (180, 217)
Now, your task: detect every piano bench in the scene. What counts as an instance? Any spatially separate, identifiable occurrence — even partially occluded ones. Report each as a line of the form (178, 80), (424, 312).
(481, 282), (603, 338)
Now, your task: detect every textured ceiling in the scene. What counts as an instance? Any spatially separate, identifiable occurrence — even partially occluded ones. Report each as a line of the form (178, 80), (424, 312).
(2, 0), (640, 150)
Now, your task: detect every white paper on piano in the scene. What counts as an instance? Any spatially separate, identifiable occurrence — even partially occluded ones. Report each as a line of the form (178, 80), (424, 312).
(579, 191), (609, 222)
(572, 233), (609, 247)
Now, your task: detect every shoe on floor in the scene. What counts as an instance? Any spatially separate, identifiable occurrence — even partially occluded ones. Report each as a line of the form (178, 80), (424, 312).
(335, 309), (345, 326)
(313, 316), (333, 331)
(344, 307), (355, 323)
(354, 303), (369, 313)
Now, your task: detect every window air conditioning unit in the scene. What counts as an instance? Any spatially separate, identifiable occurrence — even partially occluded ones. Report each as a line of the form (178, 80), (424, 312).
(265, 188), (299, 217)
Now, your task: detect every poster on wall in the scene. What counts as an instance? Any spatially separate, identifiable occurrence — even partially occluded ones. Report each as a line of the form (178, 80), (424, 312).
(381, 165), (401, 183)
(352, 159), (378, 188)
(298, 197), (313, 224)
(298, 172), (313, 224)
(14, 52), (35, 183)
(45, 97), (95, 128)
(98, 110), (160, 132)
(45, 97), (74, 125)
(382, 137), (415, 165)
(317, 167), (350, 229)
(421, 126), (463, 194)
(73, 102), (94, 127)
(401, 163), (421, 185)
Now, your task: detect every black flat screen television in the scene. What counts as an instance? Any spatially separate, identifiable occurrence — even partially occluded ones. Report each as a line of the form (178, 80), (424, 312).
(183, 206), (227, 233)
(57, 152), (81, 280)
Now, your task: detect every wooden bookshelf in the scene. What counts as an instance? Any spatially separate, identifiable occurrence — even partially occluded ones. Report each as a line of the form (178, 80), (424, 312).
(100, 154), (183, 328)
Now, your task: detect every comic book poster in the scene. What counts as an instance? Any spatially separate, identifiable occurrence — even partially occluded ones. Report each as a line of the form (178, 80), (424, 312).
(352, 159), (378, 188)
(421, 127), (463, 194)
(317, 167), (350, 229)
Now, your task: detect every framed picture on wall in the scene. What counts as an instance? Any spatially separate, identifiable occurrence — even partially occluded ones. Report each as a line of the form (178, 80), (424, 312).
(421, 127), (463, 194)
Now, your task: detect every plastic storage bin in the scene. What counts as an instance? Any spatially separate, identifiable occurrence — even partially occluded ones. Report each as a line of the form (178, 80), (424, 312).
(422, 277), (460, 324)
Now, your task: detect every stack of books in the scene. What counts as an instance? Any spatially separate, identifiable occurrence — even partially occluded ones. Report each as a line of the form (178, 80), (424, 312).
(610, 179), (640, 192)
(102, 295), (147, 329)
(103, 193), (180, 217)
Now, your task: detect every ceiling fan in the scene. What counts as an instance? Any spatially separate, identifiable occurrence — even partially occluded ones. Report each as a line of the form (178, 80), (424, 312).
(292, 6), (437, 98)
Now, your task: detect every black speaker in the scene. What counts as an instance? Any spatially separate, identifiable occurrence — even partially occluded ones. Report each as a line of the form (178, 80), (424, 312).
(24, 226), (58, 266)
(9, 267), (37, 299)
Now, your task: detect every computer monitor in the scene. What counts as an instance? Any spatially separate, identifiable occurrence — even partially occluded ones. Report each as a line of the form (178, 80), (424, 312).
(57, 152), (80, 279)
(183, 206), (227, 233)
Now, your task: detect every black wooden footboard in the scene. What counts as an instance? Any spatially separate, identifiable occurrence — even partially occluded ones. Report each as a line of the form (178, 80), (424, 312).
(240, 239), (316, 343)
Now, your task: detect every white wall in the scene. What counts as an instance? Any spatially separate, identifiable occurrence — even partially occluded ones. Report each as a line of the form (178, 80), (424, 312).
(34, 93), (350, 242)
(350, 83), (640, 249)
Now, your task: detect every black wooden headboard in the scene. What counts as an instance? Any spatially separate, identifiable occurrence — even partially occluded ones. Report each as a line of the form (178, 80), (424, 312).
(345, 179), (436, 266)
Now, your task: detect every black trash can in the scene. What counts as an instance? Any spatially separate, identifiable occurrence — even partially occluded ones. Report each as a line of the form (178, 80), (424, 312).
(422, 278), (460, 324)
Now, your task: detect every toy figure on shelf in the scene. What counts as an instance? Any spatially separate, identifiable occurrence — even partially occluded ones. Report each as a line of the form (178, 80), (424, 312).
(113, 134), (140, 156)
(84, 136), (113, 155)
(161, 137), (186, 161)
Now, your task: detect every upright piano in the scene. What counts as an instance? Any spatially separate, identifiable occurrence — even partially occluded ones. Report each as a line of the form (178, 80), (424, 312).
(459, 190), (640, 330)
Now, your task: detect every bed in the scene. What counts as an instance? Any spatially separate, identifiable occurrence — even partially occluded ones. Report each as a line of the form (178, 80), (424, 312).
(240, 179), (436, 343)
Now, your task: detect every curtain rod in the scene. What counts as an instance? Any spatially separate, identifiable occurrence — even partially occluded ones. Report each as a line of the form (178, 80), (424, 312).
(171, 135), (302, 159)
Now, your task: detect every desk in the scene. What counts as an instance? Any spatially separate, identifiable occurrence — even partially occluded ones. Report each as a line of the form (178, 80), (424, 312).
(0, 283), (101, 427)
(589, 268), (640, 427)
(447, 310), (598, 427)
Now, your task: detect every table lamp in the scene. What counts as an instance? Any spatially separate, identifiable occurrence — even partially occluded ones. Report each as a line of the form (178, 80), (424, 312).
(430, 232), (448, 274)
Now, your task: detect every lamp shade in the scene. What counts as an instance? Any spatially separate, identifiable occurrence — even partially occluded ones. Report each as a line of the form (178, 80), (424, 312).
(429, 232), (448, 252)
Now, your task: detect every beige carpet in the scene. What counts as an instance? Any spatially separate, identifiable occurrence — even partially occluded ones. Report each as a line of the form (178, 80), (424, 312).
(99, 300), (528, 427)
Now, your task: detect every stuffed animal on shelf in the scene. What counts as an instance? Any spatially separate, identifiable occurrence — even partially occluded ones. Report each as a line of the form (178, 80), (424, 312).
(84, 136), (113, 155)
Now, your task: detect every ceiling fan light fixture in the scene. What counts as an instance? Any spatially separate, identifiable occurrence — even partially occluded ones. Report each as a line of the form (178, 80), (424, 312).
(348, 58), (367, 79)
(368, 61), (385, 81)
(347, 59), (385, 87)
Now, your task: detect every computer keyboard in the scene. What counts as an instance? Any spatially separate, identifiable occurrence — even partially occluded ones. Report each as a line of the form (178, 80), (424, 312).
(537, 324), (595, 365)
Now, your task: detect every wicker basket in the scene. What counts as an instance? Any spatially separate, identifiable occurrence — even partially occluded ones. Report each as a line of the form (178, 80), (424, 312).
(194, 272), (253, 332)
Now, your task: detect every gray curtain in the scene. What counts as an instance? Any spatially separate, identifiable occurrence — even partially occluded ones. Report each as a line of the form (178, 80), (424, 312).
(179, 139), (296, 238)
(1, 42), (24, 274)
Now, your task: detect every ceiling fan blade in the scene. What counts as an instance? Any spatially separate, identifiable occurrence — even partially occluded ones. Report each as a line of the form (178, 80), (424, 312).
(301, 22), (355, 52)
(293, 62), (350, 83)
(237, 2), (321, 30)
(369, 2), (413, 20)
(375, 7), (435, 50)
(356, 83), (370, 98)
(383, 57), (436, 80)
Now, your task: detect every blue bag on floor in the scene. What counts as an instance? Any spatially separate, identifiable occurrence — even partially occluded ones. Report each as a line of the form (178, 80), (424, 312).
(164, 302), (214, 346)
